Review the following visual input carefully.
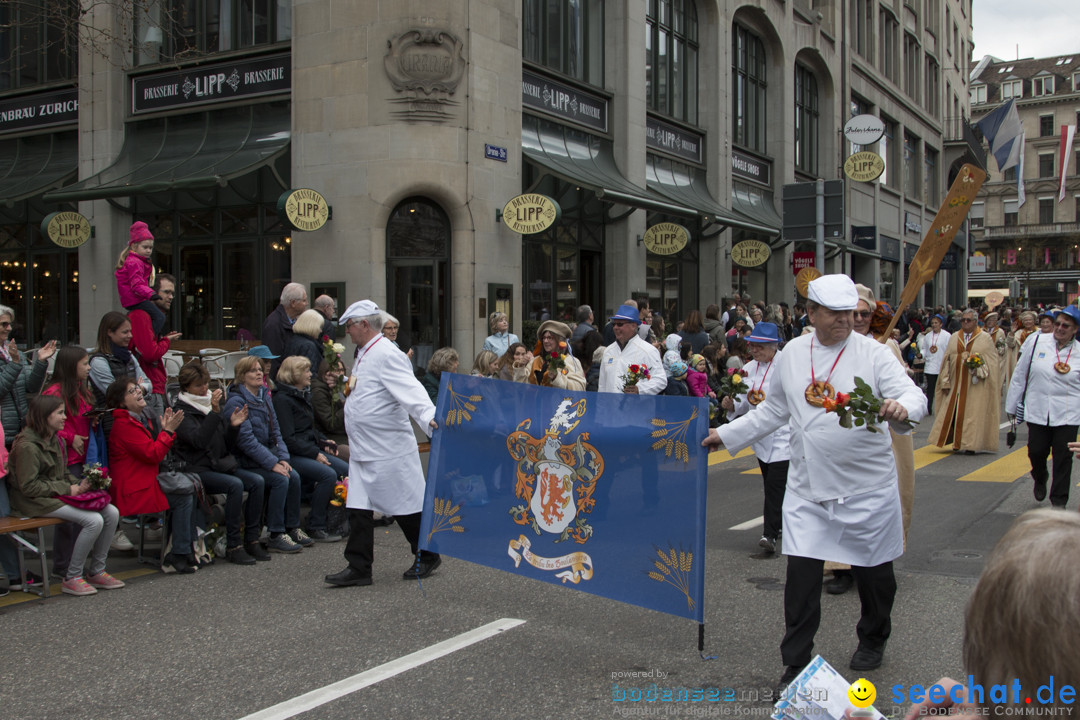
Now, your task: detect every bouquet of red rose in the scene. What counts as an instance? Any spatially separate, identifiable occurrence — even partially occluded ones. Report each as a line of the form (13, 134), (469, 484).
(546, 340), (569, 376)
(82, 463), (111, 491)
(621, 364), (651, 388)
(822, 377), (917, 432)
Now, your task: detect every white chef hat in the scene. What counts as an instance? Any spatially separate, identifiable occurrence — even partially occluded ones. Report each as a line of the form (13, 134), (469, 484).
(808, 275), (859, 311)
(339, 299), (381, 325)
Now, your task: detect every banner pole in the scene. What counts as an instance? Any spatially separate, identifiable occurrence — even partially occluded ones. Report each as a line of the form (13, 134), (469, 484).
(698, 623), (704, 652)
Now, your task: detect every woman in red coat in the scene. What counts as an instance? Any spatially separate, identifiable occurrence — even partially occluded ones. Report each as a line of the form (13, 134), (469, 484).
(105, 377), (196, 573)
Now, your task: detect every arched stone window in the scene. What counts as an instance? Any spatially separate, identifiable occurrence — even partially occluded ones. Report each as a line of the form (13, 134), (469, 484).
(386, 197), (451, 371)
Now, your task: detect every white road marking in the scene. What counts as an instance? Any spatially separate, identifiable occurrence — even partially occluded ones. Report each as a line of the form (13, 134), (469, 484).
(729, 516), (764, 531)
(1000, 421), (1012, 430)
(237, 618), (526, 720)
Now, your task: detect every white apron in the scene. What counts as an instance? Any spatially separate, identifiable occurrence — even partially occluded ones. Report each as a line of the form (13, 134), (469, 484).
(343, 335), (436, 515)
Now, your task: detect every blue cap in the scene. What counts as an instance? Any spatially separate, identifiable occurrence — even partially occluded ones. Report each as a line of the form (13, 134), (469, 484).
(746, 322), (780, 343)
(247, 345), (279, 359)
(609, 304), (640, 324)
(1058, 305), (1080, 327)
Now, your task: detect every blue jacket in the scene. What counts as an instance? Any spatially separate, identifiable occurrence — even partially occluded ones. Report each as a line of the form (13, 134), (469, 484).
(224, 383), (289, 470)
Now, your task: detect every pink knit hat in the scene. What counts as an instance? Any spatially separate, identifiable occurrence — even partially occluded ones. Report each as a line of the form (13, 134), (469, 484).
(129, 221), (154, 245)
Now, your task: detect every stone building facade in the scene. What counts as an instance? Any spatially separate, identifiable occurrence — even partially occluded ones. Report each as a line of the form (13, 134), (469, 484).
(0, 0), (973, 356)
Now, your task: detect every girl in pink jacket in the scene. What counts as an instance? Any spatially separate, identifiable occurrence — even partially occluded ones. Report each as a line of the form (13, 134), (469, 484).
(115, 221), (164, 335)
(686, 354), (715, 399)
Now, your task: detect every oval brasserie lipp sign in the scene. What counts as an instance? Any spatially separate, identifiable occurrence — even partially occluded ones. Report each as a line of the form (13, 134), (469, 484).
(731, 240), (771, 268)
(502, 194), (561, 234)
(643, 223), (689, 255)
(844, 151), (886, 183)
(41, 211), (91, 248)
(278, 188), (330, 231)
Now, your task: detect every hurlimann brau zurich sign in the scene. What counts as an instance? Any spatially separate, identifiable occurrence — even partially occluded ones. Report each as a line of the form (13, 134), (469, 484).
(0, 88), (78, 135)
(131, 52), (290, 114)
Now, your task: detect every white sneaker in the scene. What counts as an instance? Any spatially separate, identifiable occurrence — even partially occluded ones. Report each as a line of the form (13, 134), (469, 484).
(111, 529), (134, 552)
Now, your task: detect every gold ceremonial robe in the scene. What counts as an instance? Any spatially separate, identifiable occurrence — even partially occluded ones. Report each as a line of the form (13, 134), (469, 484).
(929, 329), (1000, 453)
(987, 327), (1007, 393)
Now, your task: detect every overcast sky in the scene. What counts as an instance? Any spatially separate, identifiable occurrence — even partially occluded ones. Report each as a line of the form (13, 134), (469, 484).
(971, 0), (1079, 65)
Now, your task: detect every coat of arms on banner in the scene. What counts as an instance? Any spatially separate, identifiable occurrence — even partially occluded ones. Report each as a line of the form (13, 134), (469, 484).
(506, 398), (605, 583)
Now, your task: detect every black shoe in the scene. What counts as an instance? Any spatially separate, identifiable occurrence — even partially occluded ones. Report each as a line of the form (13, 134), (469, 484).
(403, 556), (441, 579)
(325, 567), (373, 587)
(163, 552), (197, 574)
(825, 572), (854, 595)
(759, 535), (777, 553)
(306, 528), (343, 543)
(226, 546), (256, 565)
(776, 665), (806, 699)
(850, 645), (884, 671)
(1034, 479), (1048, 502)
(244, 542), (272, 562)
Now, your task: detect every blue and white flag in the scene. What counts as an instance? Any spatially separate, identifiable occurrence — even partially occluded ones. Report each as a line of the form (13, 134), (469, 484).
(976, 98), (1026, 205)
(420, 374), (709, 622)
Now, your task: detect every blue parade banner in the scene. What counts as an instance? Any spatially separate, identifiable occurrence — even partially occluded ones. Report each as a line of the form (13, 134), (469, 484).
(420, 374), (709, 622)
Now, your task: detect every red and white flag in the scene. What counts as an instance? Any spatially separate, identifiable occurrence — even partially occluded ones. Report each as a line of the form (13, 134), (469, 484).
(1059, 125), (1076, 202)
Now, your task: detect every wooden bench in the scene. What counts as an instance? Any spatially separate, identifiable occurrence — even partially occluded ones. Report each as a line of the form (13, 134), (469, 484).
(0, 516), (64, 598)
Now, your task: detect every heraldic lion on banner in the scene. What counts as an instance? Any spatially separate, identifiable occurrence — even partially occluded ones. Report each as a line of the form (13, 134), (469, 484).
(506, 397), (605, 545)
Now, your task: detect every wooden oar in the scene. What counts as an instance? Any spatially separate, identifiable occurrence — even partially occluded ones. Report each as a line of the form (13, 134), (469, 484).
(878, 163), (987, 342)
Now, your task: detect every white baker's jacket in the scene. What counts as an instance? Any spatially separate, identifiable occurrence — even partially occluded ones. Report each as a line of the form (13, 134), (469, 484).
(918, 330), (950, 374)
(718, 331), (927, 504)
(344, 335), (436, 512)
(1005, 333), (1080, 426)
(729, 351), (790, 463)
(598, 335), (667, 395)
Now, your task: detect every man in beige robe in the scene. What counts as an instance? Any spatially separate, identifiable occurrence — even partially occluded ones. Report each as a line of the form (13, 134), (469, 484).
(984, 311), (1007, 394)
(929, 308), (1001, 453)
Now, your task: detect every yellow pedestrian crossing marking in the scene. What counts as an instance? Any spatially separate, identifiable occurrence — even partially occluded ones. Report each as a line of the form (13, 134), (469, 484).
(913, 445), (954, 470)
(956, 448), (1031, 483)
(707, 447), (755, 466)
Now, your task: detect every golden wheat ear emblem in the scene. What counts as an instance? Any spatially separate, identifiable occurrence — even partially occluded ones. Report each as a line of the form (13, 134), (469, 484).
(646, 544), (695, 610)
(444, 380), (483, 427)
(649, 407), (697, 464)
(426, 496), (466, 544)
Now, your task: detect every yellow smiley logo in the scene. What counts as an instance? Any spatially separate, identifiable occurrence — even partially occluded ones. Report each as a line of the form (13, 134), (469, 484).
(848, 678), (877, 708)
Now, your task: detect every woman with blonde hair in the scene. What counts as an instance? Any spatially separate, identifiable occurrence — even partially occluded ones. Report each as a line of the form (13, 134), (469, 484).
(282, 309), (328, 379)
(470, 350), (499, 378)
(273, 355), (346, 542)
(481, 312), (519, 357)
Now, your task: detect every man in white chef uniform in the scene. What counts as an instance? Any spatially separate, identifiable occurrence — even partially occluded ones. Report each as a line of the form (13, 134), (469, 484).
(324, 300), (441, 587)
(702, 275), (927, 689)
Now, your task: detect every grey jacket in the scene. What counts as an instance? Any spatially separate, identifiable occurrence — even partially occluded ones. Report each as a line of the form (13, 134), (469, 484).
(0, 353), (47, 447)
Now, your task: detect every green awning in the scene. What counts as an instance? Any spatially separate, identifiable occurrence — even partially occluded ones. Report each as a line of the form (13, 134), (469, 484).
(0, 132), (77, 207)
(522, 114), (695, 217)
(646, 154), (779, 235)
(732, 181), (783, 235)
(44, 104), (289, 203)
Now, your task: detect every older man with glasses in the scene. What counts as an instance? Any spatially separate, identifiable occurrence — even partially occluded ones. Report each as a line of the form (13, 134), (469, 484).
(929, 309), (1001, 454)
(1007, 305), (1080, 507)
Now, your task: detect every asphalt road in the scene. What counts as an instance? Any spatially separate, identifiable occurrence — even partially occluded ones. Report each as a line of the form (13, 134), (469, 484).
(0, 417), (1056, 720)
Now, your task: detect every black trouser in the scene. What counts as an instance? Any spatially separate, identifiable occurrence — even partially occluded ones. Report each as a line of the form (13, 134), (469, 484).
(758, 459), (788, 541)
(924, 373), (939, 414)
(781, 556), (897, 668)
(343, 509), (439, 576)
(1026, 422), (1079, 507)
